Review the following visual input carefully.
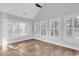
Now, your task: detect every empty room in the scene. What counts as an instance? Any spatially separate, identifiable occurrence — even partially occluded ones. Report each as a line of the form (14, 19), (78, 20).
(0, 3), (79, 56)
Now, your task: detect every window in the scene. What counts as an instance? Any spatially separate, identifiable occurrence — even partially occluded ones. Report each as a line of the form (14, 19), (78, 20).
(8, 21), (19, 38)
(66, 19), (72, 36)
(74, 17), (79, 28)
(64, 16), (79, 42)
(40, 22), (47, 36)
(12, 22), (19, 38)
(55, 21), (59, 36)
(50, 21), (59, 36)
(64, 16), (74, 42)
(50, 22), (55, 36)
(8, 21), (27, 38)
(74, 17), (79, 40)
(19, 22), (26, 36)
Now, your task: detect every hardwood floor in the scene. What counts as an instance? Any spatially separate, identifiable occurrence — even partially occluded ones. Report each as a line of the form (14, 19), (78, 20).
(0, 39), (79, 56)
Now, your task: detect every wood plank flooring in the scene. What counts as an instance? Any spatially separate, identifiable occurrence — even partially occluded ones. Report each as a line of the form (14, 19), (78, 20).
(0, 39), (79, 56)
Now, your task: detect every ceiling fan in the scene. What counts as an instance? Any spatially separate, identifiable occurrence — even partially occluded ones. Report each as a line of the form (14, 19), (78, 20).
(35, 3), (42, 8)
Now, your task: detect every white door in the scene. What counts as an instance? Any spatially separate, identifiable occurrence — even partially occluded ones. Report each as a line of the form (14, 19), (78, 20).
(49, 18), (61, 40)
(64, 16), (74, 42)
(40, 21), (48, 37)
(34, 23), (40, 36)
(73, 16), (79, 42)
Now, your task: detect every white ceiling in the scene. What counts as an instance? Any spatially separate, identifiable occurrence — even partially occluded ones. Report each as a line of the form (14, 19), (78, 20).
(35, 3), (79, 21)
(0, 3), (44, 20)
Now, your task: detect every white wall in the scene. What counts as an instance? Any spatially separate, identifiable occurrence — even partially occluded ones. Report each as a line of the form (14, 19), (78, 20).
(33, 14), (79, 51)
(33, 3), (79, 51)
(1, 3), (79, 51)
(0, 12), (33, 44)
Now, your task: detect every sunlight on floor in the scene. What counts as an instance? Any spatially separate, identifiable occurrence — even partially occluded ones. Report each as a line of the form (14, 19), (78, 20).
(2, 38), (8, 55)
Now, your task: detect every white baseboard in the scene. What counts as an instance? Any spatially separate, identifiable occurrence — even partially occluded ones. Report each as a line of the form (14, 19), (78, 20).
(0, 36), (79, 51)
(33, 36), (79, 51)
